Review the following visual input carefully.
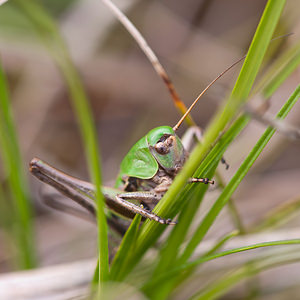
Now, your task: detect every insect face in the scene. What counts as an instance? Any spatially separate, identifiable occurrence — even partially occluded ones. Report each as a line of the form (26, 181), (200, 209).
(154, 134), (175, 155)
(147, 126), (186, 176)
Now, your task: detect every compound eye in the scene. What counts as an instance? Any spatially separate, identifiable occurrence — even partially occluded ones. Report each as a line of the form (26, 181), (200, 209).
(155, 142), (169, 155)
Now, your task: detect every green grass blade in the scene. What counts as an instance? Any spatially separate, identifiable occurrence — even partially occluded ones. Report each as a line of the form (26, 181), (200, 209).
(0, 62), (37, 269)
(202, 0), (286, 143)
(192, 248), (300, 300)
(143, 239), (300, 291)
(0, 182), (9, 229)
(230, 0), (286, 100)
(215, 173), (246, 233)
(262, 43), (300, 98)
(251, 196), (300, 232)
(203, 231), (240, 257)
(12, 0), (109, 284)
(149, 163), (218, 270)
(254, 40), (300, 98)
(110, 214), (142, 281)
(190, 239), (300, 272)
(145, 171), (217, 299)
(181, 84), (300, 263)
(142, 231), (239, 295)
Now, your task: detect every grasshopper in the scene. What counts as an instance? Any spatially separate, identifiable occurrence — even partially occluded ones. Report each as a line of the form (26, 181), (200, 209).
(30, 0), (243, 229)
(30, 124), (213, 226)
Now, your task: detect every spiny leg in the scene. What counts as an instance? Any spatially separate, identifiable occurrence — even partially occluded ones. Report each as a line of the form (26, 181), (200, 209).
(188, 178), (214, 185)
(116, 191), (176, 225)
(180, 127), (215, 184)
(181, 125), (229, 169)
(181, 126), (202, 152)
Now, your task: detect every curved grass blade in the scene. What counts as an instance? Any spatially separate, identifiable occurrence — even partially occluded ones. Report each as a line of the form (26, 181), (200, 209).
(12, 0), (109, 284)
(143, 239), (300, 292)
(255, 40), (300, 98)
(192, 247), (300, 300)
(187, 239), (300, 274)
(251, 196), (300, 232)
(0, 62), (37, 269)
(215, 173), (246, 233)
(144, 167), (217, 298)
(110, 214), (142, 281)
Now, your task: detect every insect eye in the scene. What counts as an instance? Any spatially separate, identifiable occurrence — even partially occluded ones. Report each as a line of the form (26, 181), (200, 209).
(155, 142), (169, 155)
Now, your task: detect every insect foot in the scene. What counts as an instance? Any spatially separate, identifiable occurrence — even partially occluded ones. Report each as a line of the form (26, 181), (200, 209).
(188, 178), (215, 185)
(146, 211), (177, 225)
(141, 205), (177, 225)
(165, 218), (177, 225)
(221, 157), (230, 170)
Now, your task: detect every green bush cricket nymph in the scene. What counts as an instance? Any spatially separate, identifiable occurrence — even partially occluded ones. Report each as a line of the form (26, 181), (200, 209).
(29, 59), (240, 228)
(29, 0), (244, 229)
(29, 121), (215, 226)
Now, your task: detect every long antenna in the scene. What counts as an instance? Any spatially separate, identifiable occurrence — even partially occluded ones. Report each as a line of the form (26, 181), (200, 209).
(173, 55), (246, 131)
(172, 32), (294, 131)
(101, 0), (195, 126)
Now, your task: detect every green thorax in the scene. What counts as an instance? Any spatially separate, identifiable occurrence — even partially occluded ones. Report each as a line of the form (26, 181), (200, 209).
(115, 126), (185, 188)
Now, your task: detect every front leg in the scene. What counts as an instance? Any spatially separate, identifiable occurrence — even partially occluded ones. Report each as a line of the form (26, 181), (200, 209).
(116, 191), (176, 225)
(181, 126), (202, 152)
(181, 126), (229, 169)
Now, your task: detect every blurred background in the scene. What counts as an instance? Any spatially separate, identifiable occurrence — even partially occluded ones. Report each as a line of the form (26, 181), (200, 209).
(0, 0), (300, 298)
